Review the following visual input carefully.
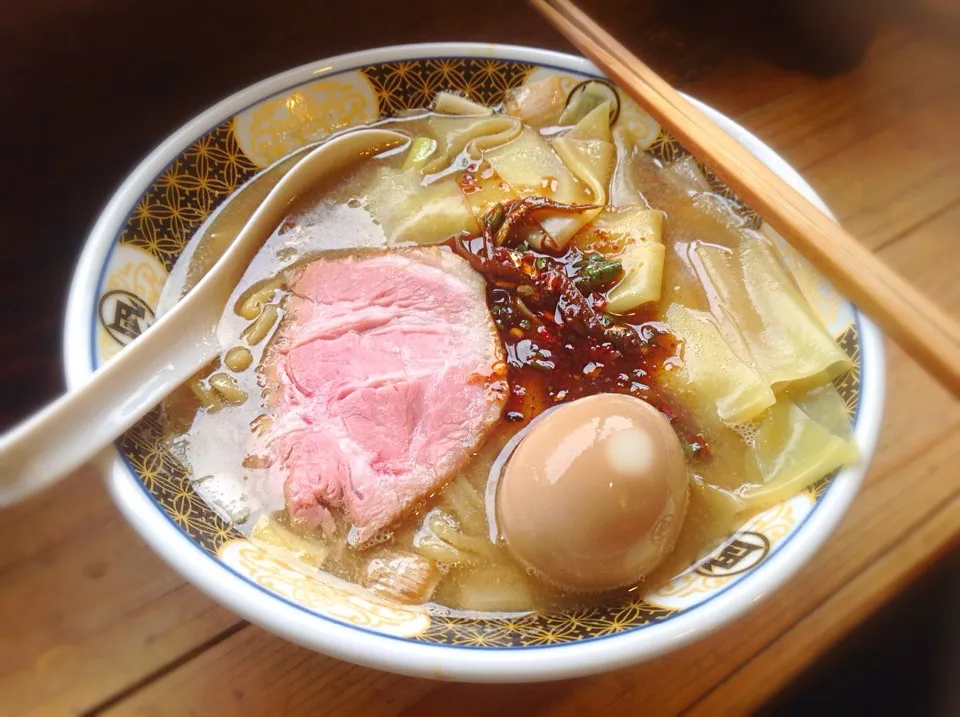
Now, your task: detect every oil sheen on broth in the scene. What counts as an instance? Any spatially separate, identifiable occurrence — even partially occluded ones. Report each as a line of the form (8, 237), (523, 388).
(163, 84), (857, 615)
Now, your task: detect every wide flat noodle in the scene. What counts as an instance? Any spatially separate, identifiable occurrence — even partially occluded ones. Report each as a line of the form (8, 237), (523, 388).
(741, 237), (853, 385)
(547, 104), (618, 247)
(552, 103), (614, 193)
(573, 206), (666, 311)
(665, 303), (776, 424)
(457, 162), (519, 220)
(504, 76), (565, 128)
(559, 81), (617, 126)
(738, 398), (858, 510)
(566, 101), (613, 143)
(365, 167), (478, 245)
(608, 126), (649, 207)
(695, 235), (852, 391)
(485, 127), (575, 194)
(434, 92), (493, 116)
(788, 382), (855, 441)
(485, 127), (595, 249)
(609, 242), (665, 311)
(661, 155), (713, 197)
(582, 205), (661, 243)
(422, 115), (522, 176)
(552, 133), (614, 200)
(598, 208), (664, 311)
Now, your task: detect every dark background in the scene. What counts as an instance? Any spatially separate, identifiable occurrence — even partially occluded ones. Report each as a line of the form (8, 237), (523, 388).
(1, 0), (956, 713)
(0, 0), (903, 427)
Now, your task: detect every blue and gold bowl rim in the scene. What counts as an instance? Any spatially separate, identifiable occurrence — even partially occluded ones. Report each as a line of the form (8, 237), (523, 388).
(75, 47), (880, 659)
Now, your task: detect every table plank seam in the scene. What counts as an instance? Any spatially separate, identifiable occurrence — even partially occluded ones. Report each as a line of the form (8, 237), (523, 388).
(791, 70), (960, 176)
(864, 184), (960, 254)
(745, 61), (959, 167)
(686, 492), (960, 716)
(677, 487), (960, 717)
(731, 30), (916, 124)
(80, 620), (249, 717)
(848, 417), (958, 489)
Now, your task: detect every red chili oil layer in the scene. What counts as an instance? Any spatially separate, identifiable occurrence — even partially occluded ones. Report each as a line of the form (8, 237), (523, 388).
(444, 233), (711, 460)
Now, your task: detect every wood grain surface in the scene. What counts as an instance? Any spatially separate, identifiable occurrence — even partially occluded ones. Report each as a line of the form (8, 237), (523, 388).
(1, 1), (957, 715)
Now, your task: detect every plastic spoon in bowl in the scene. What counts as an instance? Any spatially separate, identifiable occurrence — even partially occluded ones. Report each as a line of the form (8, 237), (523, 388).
(0, 128), (407, 507)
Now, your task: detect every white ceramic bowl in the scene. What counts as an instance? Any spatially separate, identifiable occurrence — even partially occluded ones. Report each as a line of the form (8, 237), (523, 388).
(63, 43), (884, 682)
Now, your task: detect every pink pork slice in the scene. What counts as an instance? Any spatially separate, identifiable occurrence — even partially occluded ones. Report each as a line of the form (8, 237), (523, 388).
(262, 247), (507, 544)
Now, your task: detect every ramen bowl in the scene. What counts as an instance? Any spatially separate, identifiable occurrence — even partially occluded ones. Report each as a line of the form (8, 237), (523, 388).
(64, 43), (884, 682)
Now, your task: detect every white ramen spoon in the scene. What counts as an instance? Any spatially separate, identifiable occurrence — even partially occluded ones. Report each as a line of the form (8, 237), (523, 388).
(0, 128), (407, 507)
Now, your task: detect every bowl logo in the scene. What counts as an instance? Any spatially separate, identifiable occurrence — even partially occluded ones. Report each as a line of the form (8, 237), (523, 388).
(695, 531), (770, 577)
(98, 290), (155, 346)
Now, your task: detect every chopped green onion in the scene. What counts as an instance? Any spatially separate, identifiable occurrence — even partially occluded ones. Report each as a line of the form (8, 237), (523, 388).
(402, 136), (438, 170)
(576, 259), (623, 290)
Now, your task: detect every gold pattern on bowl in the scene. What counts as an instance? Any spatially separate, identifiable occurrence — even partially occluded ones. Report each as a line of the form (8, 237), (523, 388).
(219, 540), (430, 637)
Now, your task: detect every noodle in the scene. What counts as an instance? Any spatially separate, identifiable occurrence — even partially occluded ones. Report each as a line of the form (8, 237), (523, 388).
(235, 276), (284, 320)
(188, 378), (220, 411)
(224, 346), (253, 372)
(241, 304), (280, 345)
(208, 373), (247, 405)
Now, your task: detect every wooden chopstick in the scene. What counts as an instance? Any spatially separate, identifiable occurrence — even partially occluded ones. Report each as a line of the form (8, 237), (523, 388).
(531, 0), (960, 398)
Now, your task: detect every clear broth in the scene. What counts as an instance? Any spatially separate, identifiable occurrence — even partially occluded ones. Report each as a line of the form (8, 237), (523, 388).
(165, 112), (782, 615)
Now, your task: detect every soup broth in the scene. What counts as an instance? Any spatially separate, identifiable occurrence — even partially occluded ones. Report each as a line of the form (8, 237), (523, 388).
(163, 85), (857, 615)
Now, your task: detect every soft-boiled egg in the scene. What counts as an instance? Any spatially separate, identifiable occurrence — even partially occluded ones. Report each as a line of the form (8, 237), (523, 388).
(496, 394), (688, 592)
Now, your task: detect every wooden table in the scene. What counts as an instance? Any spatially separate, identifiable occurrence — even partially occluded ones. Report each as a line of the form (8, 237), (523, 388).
(1, 2), (958, 715)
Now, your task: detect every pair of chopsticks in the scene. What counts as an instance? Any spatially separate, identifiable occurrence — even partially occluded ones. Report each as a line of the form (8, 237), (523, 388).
(531, 0), (960, 398)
